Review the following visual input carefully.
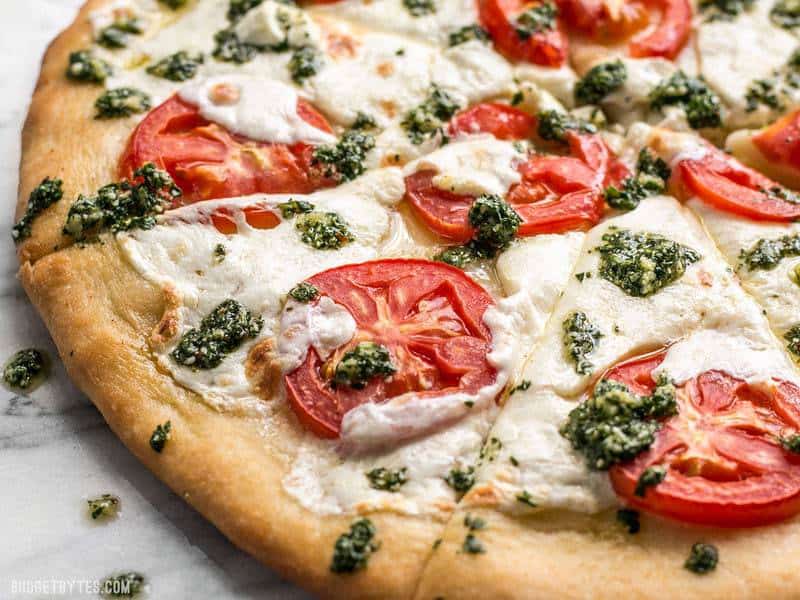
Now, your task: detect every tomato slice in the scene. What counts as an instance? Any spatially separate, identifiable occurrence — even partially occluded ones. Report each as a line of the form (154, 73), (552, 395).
(404, 130), (625, 241)
(676, 147), (800, 221)
(448, 103), (538, 140)
(478, 0), (568, 67)
(753, 109), (800, 172)
(119, 95), (336, 204)
(605, 350), (800, 527)
(283, 259), (498, 438)
(560, 0), (690, 60)
(209, 205), (281, 234)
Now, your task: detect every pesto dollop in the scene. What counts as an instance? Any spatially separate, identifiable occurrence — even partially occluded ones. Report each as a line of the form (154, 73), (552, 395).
(596, 228), (701, 297)
(171, 299), (263, 369)
(461, 514), (487, 554)
(288, 282), (319, 303)
(739, 234), (800, 271)
(649, 71), (722, 129)
(333, 342), (396, 388)
(313, 129), (376, 182)
(330, 518), (380, 573)
(97, 17), (144, 49)
(684, 543), (718, 574)
(560, 376), (677, 470)
(149, 421), (172, 453)
(63, 164), (180, 241)
(88, 494), (120, 520)
(213, 30), (261, 64)
(403, 0), (436, 16)
(448, 24), (490, 47)
(445, 466), (476, 493)
(278, 199), (314, 218)
(616, 508), (640, 534)
(562, 311), (603, 376)
(3, 349), (46, 390)
(366, 467), (408, 491)
(146, 51), (204, 81)
(66, 50), (113, 83)
(295, 211), (354, 250)
(575, 60), (627, 105)
(13, 177), (63, 243)
(289, 46), (323, 84)
(536, 110), (596, 142)
(514, 3), (557, 38)
(604, 149), (670, 212)
(95, 88), (151, 119)
(401, 86), (461, 144)
(784, 324), (800, 357)
(634, 464), (666, 497)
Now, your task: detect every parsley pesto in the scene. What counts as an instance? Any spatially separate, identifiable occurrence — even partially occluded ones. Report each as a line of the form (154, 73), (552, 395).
(277, 199), (314, 218)
(213, 30), (261, 64)
(159, 0), (188, 8)
(13, 177), (63, 242)
(63, 164), (180, 241)
(288, 282), (319, 303)
(562, 311), (603, 376)
(95, 88), (151, 119)
(604, 149), (671, 211)
(149, 421), (171, 453)
(445, 466), (476, 493)
(560, 376), (677, 469)
(88, 494), (120, 520)
(401, 85), (461, 144)
(514, 3), (558, 38)
(784, 324), (800, 357)
(649, 71), (722, 129)
(596, 228), (701, 297)
(684, 543), (718, 574)
(448, 24), (490, 47)
(295, 211), (354, 249)
(97, 17), (144, 49)
(403, 0), (436, 16)
(739, 233), (800, 271)
(146, 51), (204, 81)
(699, 0), (755, 20)
(461, 514), (487, 554)
(100, 572), (146, 598)
(313, 129), (376, 182)
(616, 508), (640, 534)
(744, 51), (800, 112)
(634, 465), (666, 497)
(289, 46), (323, 84)
(536, 110), (596, 142)
(172, 299), (263, 369)
(771, 0), (800, 28)
(3, 349), (46, 390)
(330, 518), (380, 573)
(574, 60), (627, 105)
(66, 50), (112, 83)
(366, 467), (408, 491)
(333, 342), (396, 389)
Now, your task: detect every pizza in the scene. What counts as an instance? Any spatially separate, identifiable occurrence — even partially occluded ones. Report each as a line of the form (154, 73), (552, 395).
(14, 0), (800, 597)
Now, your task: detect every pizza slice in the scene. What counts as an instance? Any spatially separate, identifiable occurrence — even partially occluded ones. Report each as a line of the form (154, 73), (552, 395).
(415, 193), (800, 598)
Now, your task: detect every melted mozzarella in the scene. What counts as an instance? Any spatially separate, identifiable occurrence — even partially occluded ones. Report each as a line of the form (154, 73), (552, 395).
(179, 75), (336, 144)
(600, 58), (678, 127)
(404, 136), (524, 196)
(235, 1), (321, 49)
(118, 169), (407, 410)
(514, 64), (577, 107)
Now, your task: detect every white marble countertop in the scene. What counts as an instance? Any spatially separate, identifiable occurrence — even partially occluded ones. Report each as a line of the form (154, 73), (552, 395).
(0, 3), (310, 598)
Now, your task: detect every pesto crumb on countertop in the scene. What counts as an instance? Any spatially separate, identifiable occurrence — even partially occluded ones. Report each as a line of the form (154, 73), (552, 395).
(3, 348), (46, 390)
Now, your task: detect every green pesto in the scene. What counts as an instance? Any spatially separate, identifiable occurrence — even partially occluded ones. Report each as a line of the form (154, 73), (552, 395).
(699, 0), (754, 20)
(739, 233), (800, 271)
(213, 243), (227, 264)
(350, 111), (378, 130)
(780, 433), (800, 452)
(295, 211), (354, 250)
(596, 228), (701, 297)
(684, 543), (718, 574)
(366, 467), (408, 491)
(461, 514), (486, 554)
(560, 376), (677, 470)
(562, 311), (603, 376)
(149, 421), (171, 453)
(448, 24), (490, 46)
(330, 518), (380, 573)
(333, 342), (396, 389)
(100, 572), (146, 598)
(313, 130), (376, 181)
(171, 299), (263, 369)
(3, 349), (45, 390)
(66, 50), (113, 83)
(146, 51), (204, 81)
(445, 466), (476, 493)
(63, 164), (180, 241)
(604, 149), (670, 211)
(536, 110), (597, 142)
(479, 436), (503, 462)
(575, 271), (592, 282)
(785, 324), (800, 357)
(97, 17), (145, 49)
(277, 199), (314, 218)
(516, 490), (537, 507)
(88, 494), (120, 520)
(288, 282), (319, 303)
(746, 78), (783, 112)
(468, 194), (522, 256)
(13, 177), (63, 242)
(511, 379), (531, 394)
(616, 508), (640, 534)
(514, 3), (558, 38)
(403, 0), (436, 16)
(401, 86), (461, 144)
(772, 0), (800, 28)
(649, 71), (722, 129)
(159, 0), (188, 8)
(575, 60), (627, 105)
(434, 244), (478, 268)
(212, 30), (261, 64)
(289, 46), (323, 83)
(634, 464), (667, 497)
(95, 88), (151, 119)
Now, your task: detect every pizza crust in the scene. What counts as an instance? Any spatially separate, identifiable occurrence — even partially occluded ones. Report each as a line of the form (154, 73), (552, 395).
(20, 241), (444, 600)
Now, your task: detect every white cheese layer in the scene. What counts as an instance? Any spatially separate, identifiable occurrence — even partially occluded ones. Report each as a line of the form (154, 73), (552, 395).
(178, 75), (336, 145)
(404, 135), (524, 196)
(118, 168), (406, 411)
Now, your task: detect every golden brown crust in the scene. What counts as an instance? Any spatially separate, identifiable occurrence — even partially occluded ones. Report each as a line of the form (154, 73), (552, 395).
(17, 0), (137, 264)
(414, 506), (800, 600)
(20, 241), (442, 600)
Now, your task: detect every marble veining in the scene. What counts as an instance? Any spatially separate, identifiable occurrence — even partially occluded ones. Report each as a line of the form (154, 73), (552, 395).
(0, 3), (311, 598)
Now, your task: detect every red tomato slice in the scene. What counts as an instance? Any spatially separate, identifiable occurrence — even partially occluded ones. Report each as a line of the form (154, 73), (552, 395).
(448, 103), (538, 140)
(605, 350), (800, 527)
(628, 0), (691, 59)
(404, 130), (624, 241)
(676, 147), (800, 221)
(753, 108), (800, 171)
(478, 0), (568, 67)
(209, 205), (281, 234)
(119, 95), (336, 204)
(283, 259), (498, 438)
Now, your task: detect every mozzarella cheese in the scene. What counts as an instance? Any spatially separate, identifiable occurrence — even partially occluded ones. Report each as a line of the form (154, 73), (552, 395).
(179, 75), (336, 144)
(404, 135), (524, 196)
(235, 1), (321, 49)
